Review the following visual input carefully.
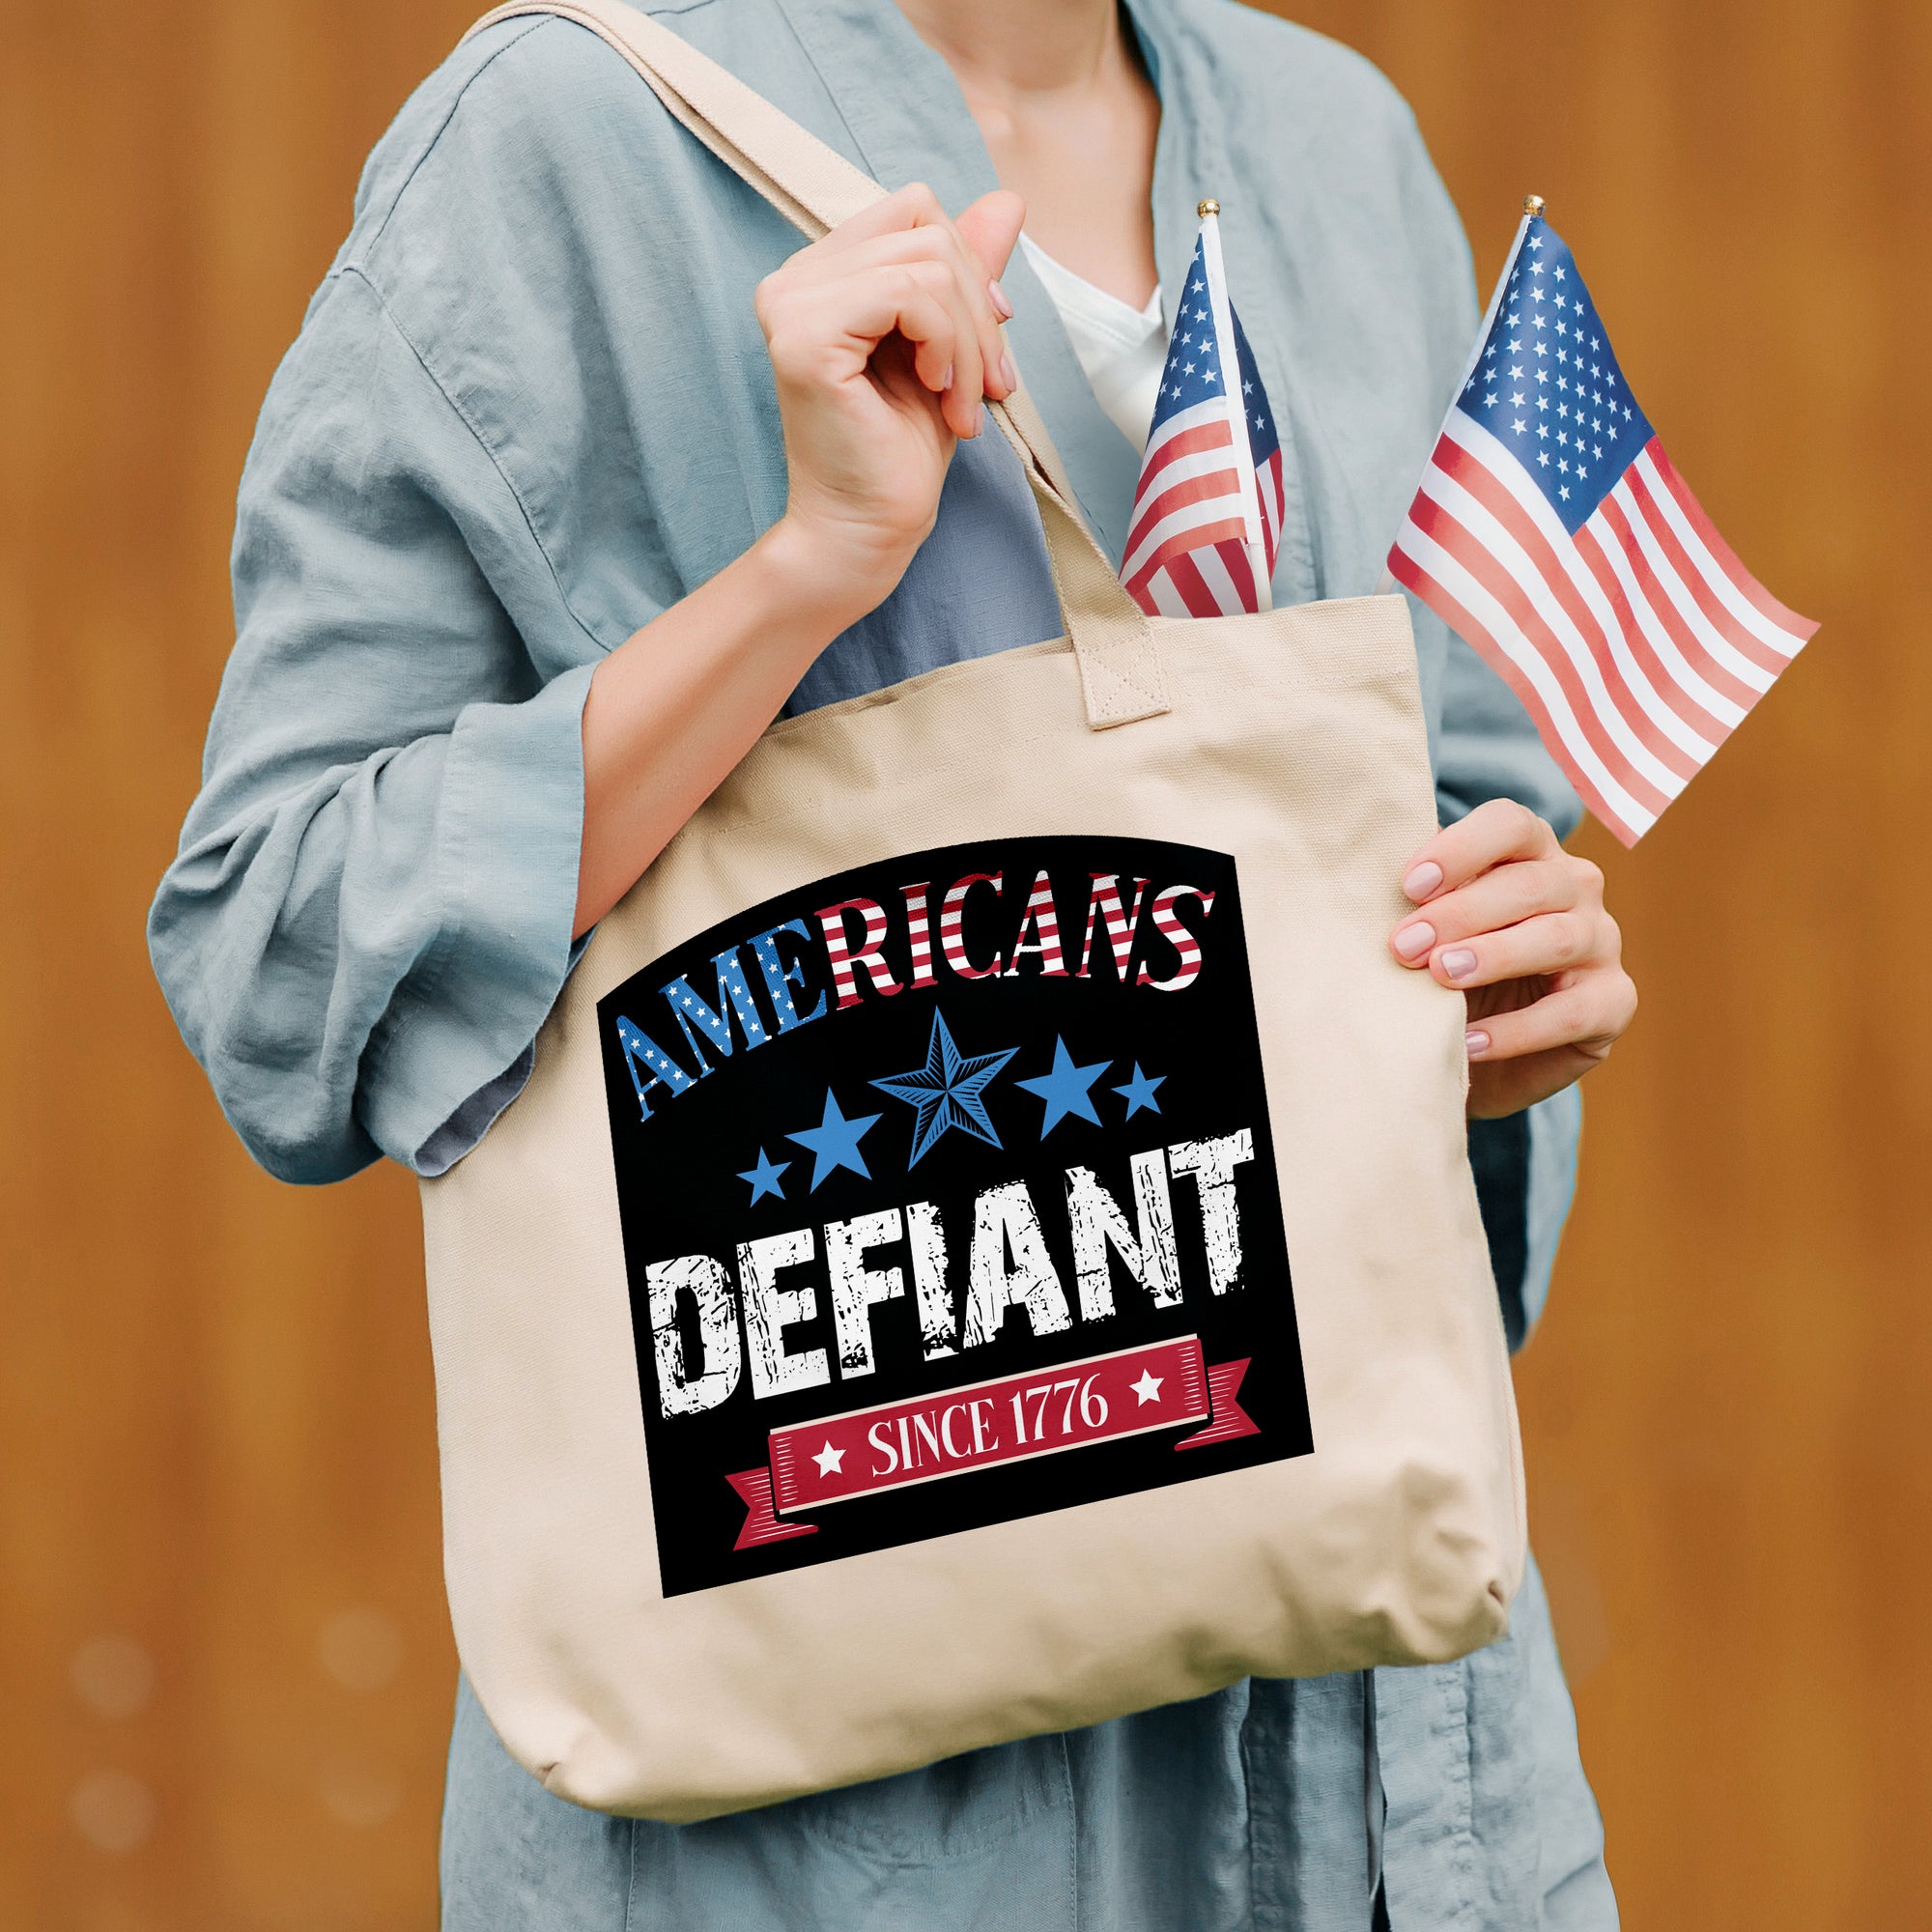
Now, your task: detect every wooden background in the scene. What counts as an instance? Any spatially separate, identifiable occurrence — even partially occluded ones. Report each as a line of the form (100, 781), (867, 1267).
(3, 1), (1925, 1924)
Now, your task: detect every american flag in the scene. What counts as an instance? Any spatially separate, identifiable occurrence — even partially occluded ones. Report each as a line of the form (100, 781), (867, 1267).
(1388, 210), (1818, 846)
(1122, 209), (1285, 618)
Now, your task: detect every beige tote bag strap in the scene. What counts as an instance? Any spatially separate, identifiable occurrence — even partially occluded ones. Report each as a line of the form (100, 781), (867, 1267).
(464, 0), (1170, 727)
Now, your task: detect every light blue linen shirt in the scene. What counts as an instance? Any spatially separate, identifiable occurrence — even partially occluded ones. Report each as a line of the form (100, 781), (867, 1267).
(150, 0), (1612, 1922)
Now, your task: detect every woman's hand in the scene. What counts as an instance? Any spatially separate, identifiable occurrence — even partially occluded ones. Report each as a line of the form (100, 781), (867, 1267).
(756, 182), (1028, 622)
(1390, 800), (1637, 1118)
(572, 185), (1026, 936)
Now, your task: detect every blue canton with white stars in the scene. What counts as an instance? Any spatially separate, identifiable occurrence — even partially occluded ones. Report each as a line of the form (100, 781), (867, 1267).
(1457, 217), (1654, 535)
(1150, 236), (1279, 466)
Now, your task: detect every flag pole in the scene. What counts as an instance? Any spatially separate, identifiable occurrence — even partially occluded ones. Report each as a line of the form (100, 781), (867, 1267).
(1373, 193), (1548, 597)
(1197, 197), (1274, 611)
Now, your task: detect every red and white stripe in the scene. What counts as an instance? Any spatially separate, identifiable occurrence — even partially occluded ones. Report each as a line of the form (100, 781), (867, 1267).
(1005, 868), (1069, 977)
(939, 872), (1003, 980)
(1076, 873), (1150, 982)
(1122, 404), (1285, 619)
(900, 881), (937, 988)
(813, 896), (901, 1009)
(1389, 412), (1817, 846)
(1135, 885), (1214, 992)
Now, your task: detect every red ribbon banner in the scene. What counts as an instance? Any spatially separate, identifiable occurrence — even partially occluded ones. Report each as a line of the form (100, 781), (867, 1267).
(729, 1337), (1258, 1552)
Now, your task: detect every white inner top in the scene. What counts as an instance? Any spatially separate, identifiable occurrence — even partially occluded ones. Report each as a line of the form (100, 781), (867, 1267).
(1018, 232), (1165, 452)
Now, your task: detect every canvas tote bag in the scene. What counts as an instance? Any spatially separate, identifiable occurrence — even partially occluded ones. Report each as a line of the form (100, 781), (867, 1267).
(421, 0), (1525, 1822)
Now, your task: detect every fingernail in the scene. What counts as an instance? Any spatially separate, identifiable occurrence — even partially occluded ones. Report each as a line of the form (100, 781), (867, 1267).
(973, 401), (985, 437)
(1465, 1028), (1492, 1057)
(940, 362), (953, 392)
(1440, 948), (1478, 980)
(988, 278), (1014, 320)
(1403, 861), (1443, 901)
(1393, 922), (1435, 960)
(999, 352), (1017, 392)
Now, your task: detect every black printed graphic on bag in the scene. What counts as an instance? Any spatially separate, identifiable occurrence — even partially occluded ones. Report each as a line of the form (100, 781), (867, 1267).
(596, 837), (1311, 1597)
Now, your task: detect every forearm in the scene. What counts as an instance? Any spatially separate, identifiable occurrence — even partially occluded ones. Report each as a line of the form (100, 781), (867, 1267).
(577, 182), (1027, 937)
(573, 518), (873, 935)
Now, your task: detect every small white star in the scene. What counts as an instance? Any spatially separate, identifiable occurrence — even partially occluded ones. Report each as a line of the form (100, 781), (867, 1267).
(1130, 1369), (1164, 1406)
(1513, 417), (1528, 434)
(1559, 484), (1572, 501)
(811, 1441), (844, 1478)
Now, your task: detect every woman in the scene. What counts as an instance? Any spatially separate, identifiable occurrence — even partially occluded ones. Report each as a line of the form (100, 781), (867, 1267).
(151, 0), (1634, 1922)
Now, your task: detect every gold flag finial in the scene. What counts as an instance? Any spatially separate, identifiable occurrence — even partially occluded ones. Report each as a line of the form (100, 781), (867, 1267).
(1198, 198), (1220, 218)
(1523, 193), (1547, 219)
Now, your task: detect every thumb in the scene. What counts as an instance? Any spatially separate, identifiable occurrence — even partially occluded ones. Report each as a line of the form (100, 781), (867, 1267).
(955, 187), (1026, 283)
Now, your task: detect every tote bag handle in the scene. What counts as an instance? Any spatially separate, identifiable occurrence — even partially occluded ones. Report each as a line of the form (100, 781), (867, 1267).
(463, 0), (1172, 728)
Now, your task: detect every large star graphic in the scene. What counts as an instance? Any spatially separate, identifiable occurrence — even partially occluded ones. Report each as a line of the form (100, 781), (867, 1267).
(785, 1089), (883, 1191)
(1113, 1064), (1166, 1120)
(736, 1148), (789, 1205)
(811, 1441), (845, 1478)
(1015, 1037), (1112, 1138)
(869, 1009), (1018, 1165)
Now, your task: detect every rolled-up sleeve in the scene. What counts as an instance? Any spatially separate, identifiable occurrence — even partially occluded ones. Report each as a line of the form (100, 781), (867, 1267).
(149, 267), (601, 1183)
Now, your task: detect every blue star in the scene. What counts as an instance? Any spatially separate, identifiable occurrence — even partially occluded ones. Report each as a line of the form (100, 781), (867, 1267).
(1112, 1064), (1166, 1120)
(785, 1090), (883, 1191)
(736, 1148), (789, 1205)
(870, 1010), (1017, 1166)
(1015, 1037), (1112, 1138)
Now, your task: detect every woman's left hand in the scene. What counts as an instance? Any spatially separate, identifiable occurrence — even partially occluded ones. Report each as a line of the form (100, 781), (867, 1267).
(1390, 799), (1638, 1119)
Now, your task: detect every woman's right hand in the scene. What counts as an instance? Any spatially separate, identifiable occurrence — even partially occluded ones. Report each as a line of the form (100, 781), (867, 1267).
(572, 185), (1025, 935)
(755, 183), (1028, 623)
